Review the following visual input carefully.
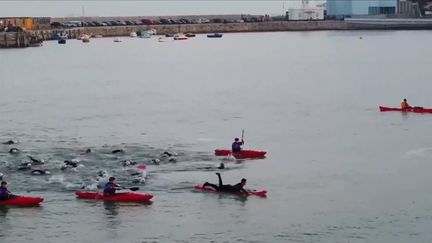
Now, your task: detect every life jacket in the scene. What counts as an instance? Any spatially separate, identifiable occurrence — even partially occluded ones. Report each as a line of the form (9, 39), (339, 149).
(401, 102), (410, 109)
(0, 187), (9, 199)
(103, 182), (116, 195)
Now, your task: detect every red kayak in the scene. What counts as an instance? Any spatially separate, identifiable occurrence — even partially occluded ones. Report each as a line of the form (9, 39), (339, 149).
(75, 192), (153, 202)
(0, 196), (44, 206)
(379, 106), (432, 113)
(214, 149), (266, 159)
(194, 185), (267, 197)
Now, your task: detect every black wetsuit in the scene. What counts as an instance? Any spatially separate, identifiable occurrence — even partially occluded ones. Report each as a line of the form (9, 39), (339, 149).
(204, 173), (246, 193)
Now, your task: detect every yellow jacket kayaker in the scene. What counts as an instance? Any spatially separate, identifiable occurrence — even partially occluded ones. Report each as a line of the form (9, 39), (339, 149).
(401, 99), (411, 109)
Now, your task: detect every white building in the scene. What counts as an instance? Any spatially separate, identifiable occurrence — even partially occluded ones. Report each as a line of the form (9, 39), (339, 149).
(288, 9), (325, 20)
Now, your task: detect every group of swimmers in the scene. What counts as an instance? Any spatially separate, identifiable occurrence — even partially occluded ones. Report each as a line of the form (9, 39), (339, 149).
(0, 137), (249, 200)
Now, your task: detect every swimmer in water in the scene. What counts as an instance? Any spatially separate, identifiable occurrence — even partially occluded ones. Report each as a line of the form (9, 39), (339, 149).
(27, 155), (44, 165)
(31, 169), (51, 175)
(112, 149), (124, 154)
(8, 148), (20, 154)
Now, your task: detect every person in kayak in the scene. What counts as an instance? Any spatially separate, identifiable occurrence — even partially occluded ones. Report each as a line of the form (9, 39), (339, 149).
(203, 173), (247, 193)
(0, 181), (12, 200)
(232, 138), (244, 152)
(103, 177), (121, 195)
(401, 99), (412, 110)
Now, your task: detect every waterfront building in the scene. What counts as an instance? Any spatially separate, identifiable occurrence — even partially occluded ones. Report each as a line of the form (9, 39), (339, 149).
(287, 9), (325, 20)
(327, 0), (397, 17)
(287, 0), (325, 20)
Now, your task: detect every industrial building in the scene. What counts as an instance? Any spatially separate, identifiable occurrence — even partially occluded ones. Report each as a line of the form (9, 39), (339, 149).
(0, 17), (51, 30)
(327, 0), (398, 17)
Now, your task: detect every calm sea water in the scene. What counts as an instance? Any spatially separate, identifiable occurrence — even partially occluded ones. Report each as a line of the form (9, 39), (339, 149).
(1, 31), (432, 243)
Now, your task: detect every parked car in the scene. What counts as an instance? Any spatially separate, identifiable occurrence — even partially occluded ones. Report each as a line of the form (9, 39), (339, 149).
(159, 18), (171, 25)
(212, 18), (224, 23)
(141, 19), (153, 25)
(50, 22), (63, 28)
(198, 18), (210, 23)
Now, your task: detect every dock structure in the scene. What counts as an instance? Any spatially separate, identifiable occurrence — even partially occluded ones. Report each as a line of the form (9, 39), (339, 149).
(0, 32), (29, 48)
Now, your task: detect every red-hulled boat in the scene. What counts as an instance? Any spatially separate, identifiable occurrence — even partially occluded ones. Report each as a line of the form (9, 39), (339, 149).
(194, 185), (267, 197)
(0, 196), (44, 206)
(214, 149), (266, 159)
(75, 192), (153, 202)
(379, 106), (432, 113)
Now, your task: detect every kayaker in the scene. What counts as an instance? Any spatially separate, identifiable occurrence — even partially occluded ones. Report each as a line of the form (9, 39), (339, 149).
(103, 177), (121, 195)
(401, 99), (412, 110)
(232, 138), (244, 152)
(0, 181), (12, 200)
(203, 173), (247, 193)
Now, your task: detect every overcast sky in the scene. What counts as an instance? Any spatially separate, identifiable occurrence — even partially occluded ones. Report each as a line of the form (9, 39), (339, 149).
(0, 1), (318, 17)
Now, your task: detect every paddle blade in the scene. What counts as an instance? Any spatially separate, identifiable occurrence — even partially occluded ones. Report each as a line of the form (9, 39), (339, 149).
(129, 187), (140, 191)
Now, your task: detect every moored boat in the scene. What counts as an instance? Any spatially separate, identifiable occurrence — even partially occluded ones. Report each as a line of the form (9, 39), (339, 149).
(185, 33), (196, 37)
(58, 39), (66, 44)
(173, 33), (188, 40)
(207, 33), (223, 38)
(130, 32), (138, 37)
(214, 149), (267, 159)
(139, 31), (152, 38)
(81, 34), (91, 43)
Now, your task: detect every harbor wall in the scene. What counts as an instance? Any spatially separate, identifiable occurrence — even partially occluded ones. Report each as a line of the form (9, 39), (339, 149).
(2, 20), (432, 48)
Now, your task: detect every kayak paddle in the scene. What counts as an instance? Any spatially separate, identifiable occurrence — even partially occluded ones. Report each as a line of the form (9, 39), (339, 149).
(122, 187), (139, 191)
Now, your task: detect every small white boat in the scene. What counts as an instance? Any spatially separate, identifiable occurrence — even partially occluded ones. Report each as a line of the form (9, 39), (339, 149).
(158, 37), (166, 42)
(77, 34), (90, 40)
(130, 32), (138, 37)
(173, 33), (188, 40)
(81, 34), (91, 43)
(114, 38), (122, 42)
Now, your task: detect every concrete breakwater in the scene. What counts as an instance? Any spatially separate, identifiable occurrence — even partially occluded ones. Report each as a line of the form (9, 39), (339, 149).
(2, 20), (432, 48)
